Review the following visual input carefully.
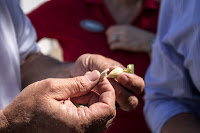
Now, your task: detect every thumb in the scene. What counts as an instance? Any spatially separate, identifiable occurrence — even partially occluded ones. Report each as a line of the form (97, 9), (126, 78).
(49, 70), (100, 100)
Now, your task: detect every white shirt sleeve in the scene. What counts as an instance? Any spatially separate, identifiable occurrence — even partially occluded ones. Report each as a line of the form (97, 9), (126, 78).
(0, 0), (40, 109)
(6, 0), (40, 64)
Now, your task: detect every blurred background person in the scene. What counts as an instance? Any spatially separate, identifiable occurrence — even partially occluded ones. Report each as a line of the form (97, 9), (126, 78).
(27, 0), (160, 132)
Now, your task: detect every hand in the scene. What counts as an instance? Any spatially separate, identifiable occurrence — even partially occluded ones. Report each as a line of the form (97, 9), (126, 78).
(70, 54), (144, 111)
(106, 25), (155, 53)
(1, 70), (116, 133)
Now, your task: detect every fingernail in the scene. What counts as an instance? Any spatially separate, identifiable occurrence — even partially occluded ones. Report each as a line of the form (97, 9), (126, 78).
(86, 70), (100, 82)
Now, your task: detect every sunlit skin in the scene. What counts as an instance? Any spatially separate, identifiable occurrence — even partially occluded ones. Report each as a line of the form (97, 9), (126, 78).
(1, 53), (145, 132)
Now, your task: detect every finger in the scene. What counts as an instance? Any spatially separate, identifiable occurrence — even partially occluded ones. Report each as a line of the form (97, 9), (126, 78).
(106, 31), (115, 44)
(73, 78), (116, 127)
(109, 42), (124, 50)
(106, 26), (122, 44)
(107, 32), (123, 44)
(106, 25), (119, 35)
(89, 78), (116, 119)
(91, 78), (115, 112)
(44, 70), (100, 100)
(108, 79), (139, 111)
(80, 54), (123, 72)
(116, 72), (145, 95)
(106, 25), (125, 35)
(109, 34), (120, 44)
(70, 91), (99, 106)
(107, 32), (127, 46)
(98, 78), (116, 107)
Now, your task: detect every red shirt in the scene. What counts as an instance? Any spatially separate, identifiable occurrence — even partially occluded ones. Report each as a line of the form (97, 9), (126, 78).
(28, 0), (159, 132)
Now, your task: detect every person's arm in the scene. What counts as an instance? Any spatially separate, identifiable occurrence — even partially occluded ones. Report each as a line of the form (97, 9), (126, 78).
(144, 35), (200, 133)
(1, 1), (144, 132)
(1, 70), (116, 133)
(20, 52), (73, 89)
(144, 1), (200, 133)
(162, 113), (200, 133)
(18, 0), (144, 114)
(144, 46), (200, 133)
(21, 53), (144, 112)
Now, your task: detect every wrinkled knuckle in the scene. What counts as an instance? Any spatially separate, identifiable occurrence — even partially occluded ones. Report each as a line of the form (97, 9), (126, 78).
(83, 53), (91, 57)
(43, 78), (57, 91)
(74, 78), (88, 92)
(79, 54), (90, 62)
(80, 53), (88, 58)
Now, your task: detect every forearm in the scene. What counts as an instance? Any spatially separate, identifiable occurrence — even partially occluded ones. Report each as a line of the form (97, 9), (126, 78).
(162, 113), (200, 133)
(21, 52), (74, 89)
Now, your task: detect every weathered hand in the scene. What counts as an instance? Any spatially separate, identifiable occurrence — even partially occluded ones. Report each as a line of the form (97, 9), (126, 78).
(70, 54), (144, 111)
(110, 72), (144, 111)
(106, 25), (155, 53)
(2, 70), (116, 133)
